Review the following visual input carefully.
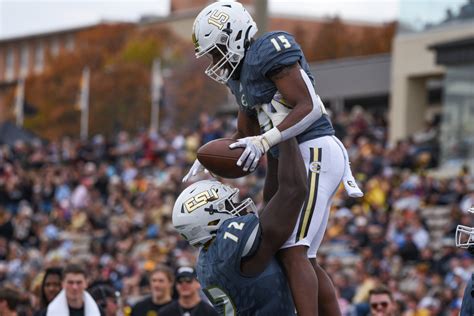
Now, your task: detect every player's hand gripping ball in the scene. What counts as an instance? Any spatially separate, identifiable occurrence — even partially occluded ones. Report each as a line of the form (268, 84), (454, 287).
(197, 138), (259, 178)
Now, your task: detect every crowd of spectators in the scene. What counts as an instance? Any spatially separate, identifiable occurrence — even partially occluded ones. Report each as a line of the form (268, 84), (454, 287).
(0, 108), (472, 315)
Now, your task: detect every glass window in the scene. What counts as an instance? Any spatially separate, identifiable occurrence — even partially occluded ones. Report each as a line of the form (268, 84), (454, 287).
(20, 43), (29, 77)
(440, 64), (474, 165)
(5, 47), (15, 81)
(50, 37), (60, 56)
(65, 34), (75, 51)
(35, 41), (44, 73)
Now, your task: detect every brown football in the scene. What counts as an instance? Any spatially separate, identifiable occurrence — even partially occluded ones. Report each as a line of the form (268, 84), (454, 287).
(197, 138), (254, 179)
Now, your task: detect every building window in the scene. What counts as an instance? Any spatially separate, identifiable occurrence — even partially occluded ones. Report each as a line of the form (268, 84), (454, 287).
(65, 35), (75, 51)
(35, 41), (44, 73)
(5, 47), (15, 81)
(20, 43), (29, 77)
(440, 64), (474, 164)
(50, 37), (60, 56)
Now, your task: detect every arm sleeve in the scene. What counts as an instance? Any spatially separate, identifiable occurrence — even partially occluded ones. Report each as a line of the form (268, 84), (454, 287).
(256, 32), (323, 141)
(279, 69), (324, 141)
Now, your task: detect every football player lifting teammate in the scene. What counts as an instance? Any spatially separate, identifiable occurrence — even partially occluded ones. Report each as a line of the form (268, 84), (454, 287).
(183, 2), (364, 315)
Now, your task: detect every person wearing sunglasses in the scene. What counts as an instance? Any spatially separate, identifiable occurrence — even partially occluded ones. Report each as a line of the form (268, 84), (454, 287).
(159, 267), (218, 316)
(368, 286), (396, 316)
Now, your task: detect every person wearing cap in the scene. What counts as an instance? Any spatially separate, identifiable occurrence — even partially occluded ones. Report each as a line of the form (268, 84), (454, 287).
(159, 267), (218, 316)
(131, 264), (175, 316)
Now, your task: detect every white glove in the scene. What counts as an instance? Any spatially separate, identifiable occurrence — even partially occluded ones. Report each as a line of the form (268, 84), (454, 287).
(229, 136), (270, 172)
(182, 159), (208, 182)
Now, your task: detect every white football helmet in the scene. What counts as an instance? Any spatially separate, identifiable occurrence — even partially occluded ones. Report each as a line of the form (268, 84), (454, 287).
(455, 206), (474, 248)
(172, 180), (257, 247)
(192, 1), (257, 84)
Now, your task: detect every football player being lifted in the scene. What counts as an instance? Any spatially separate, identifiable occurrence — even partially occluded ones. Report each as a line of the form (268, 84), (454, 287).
(175, 138), (307, 315)
(183, 1), (363, 316)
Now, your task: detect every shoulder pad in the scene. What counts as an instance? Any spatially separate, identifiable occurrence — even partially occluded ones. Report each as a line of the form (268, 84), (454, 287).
(250, 31), (303, 77)
(216, 214), (259, 261)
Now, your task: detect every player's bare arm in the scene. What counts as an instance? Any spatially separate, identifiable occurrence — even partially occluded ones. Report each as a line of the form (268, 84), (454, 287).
(262, 154), (279, 206)
(240, 137), (307, 276)
(232, 109), (260, 140)
(268, 62), (322, 135)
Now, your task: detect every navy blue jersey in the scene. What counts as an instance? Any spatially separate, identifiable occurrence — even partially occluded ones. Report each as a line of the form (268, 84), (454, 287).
(196, 214), (295, 316)
(227, 31), (334, 145)
(460, 277), (473, 316)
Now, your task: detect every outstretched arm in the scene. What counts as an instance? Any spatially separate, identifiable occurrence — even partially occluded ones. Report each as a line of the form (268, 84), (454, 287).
(241, 137), (307, 276)
(262, 154), (278, 206)
(267, 63), (324, 140)
(230, 63), (325, 172)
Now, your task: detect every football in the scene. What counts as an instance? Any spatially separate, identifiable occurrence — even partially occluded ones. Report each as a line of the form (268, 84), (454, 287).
(197, 138), (254, 179)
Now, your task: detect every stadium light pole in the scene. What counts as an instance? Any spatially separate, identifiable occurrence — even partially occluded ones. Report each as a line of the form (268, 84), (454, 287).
(151, 58), (163, 134)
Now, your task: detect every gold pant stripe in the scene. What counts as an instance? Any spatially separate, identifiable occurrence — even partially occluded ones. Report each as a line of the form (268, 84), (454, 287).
(296, 147), (322, 241)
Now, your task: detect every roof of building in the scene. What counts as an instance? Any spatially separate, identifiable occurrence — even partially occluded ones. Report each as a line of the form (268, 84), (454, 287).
(311, 54), (391, 100)
(0, 21), (132, 44)
(430, 35), (474, 65)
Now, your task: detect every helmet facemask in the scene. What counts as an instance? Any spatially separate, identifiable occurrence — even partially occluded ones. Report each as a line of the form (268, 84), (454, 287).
(224, 187), (257, 217)
(192, 1), (257, 84)
(197, 32), (242, 84)
(173, 181), (257, 248)
(200, 187), (257, 234)
(455, 207), (474, 248)
(455, 225), (474, 248)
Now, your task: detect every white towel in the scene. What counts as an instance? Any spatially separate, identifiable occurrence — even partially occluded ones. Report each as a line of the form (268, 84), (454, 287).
(46, 289), (101, 316)
(332, 136), (364, 198)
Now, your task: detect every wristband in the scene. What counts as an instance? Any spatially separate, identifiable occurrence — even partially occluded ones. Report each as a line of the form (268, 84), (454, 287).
(262, 127), (282, 150)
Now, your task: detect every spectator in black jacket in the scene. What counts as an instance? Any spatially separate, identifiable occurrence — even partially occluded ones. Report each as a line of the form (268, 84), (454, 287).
(131, 265), (175, 316)
(159, 267), (218, 316)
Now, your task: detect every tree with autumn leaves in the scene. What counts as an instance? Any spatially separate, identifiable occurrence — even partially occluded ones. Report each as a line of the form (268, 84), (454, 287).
(286, 17), (397, 62)
(23, 23), (227, 140)
(21, 17), (395, 140)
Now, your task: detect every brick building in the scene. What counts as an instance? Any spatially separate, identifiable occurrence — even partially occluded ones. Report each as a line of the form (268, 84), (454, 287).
(0, 22), (129, 122)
